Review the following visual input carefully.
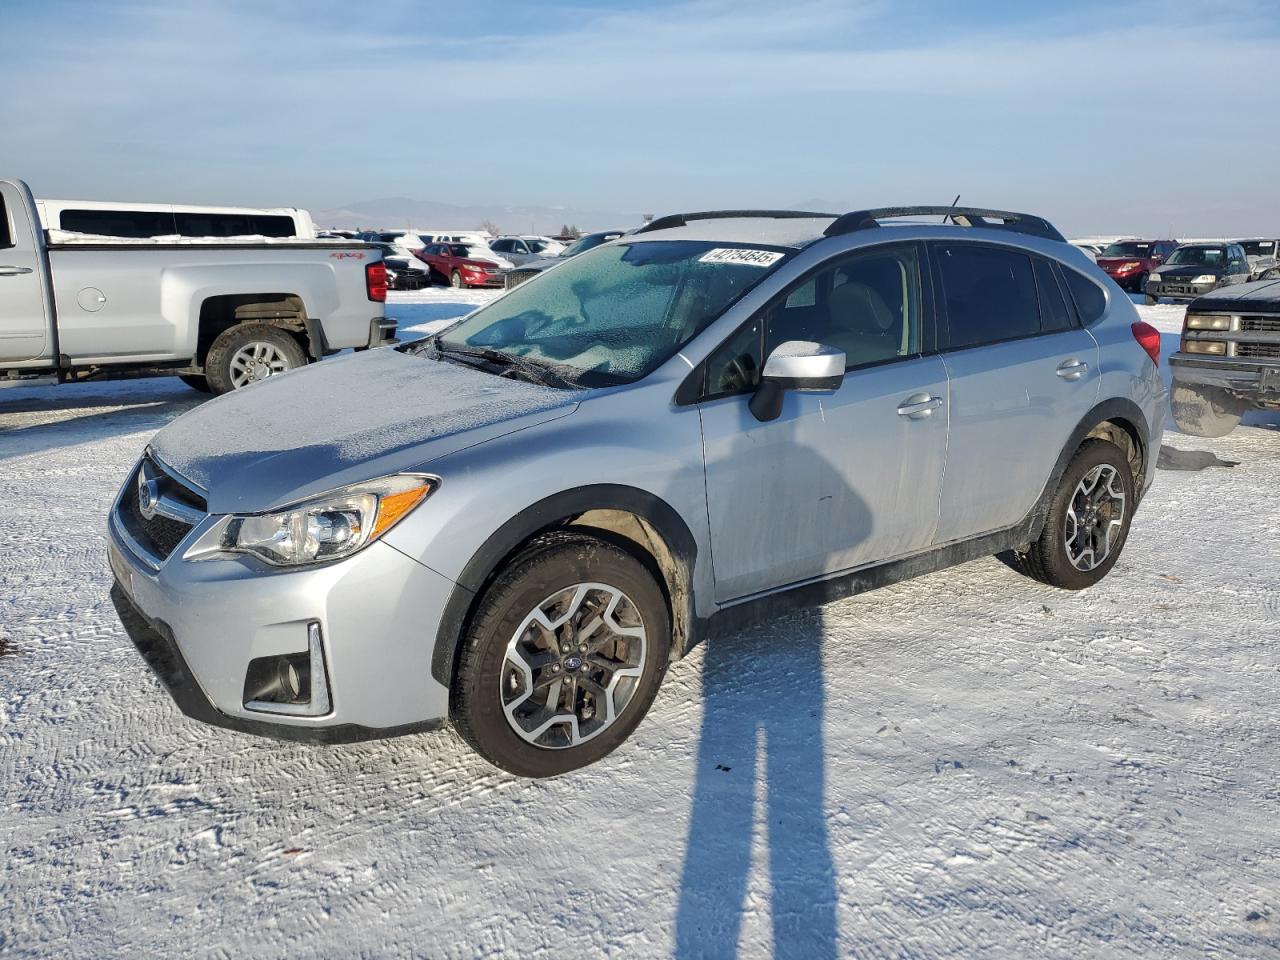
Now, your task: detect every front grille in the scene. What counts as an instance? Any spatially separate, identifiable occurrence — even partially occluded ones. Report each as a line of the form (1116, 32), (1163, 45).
(1238, 342), (1280, 359)
(1240, 316), (1280, 333)
(114, 457), (207, 564)
(505, 269), (541, 290)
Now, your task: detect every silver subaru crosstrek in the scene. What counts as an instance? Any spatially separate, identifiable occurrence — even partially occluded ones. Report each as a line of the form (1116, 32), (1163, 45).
(108, 207), (1167, 777)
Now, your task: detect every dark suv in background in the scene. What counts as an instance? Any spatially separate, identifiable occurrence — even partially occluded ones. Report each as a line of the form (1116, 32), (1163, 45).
(1096, 239), (1178, 301)
(1144, 242), (1251, 303)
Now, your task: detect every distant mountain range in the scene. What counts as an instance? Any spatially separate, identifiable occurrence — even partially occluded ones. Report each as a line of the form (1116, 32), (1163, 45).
(314, 197), (645, 235)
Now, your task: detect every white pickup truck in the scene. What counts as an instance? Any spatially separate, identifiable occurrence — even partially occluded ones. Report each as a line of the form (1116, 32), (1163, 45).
(0, 178), (394, 394)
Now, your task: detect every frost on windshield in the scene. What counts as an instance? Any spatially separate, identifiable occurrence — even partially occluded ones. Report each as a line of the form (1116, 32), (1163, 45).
(439, 240), (789, 387)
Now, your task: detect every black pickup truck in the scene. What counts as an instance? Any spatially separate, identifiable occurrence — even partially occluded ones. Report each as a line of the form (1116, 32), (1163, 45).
(1170, 279), (1280, 436)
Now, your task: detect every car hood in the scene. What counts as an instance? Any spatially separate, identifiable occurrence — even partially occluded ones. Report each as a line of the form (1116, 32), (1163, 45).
(1157, 263), (1223, 277)
(1192, 277), (1280, 311)
(150, 348), (583, 515)
(514, 257), (563, 273)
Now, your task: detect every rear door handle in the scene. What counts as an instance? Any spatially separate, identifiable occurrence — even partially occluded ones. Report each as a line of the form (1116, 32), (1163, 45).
(897, 393), (943, 419)
(1056, 358), (1089, 380)
(0, 266), (34, 277)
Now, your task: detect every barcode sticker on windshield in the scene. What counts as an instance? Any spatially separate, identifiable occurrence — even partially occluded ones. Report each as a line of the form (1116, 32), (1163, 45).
(698, 248), (785, 268)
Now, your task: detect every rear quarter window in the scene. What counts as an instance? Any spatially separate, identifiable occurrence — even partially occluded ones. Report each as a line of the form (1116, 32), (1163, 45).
(1061, 268), (1107, 325)
(0, 197), (11, 248)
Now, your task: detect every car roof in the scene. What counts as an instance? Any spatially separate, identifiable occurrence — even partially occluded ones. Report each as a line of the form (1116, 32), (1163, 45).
(625, 216), (837, 249)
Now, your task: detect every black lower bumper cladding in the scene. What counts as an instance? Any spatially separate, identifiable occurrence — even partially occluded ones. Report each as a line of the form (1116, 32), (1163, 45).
(109, 582), (440, 744)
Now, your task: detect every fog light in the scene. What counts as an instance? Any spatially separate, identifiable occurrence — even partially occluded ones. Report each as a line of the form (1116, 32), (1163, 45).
(243, 623), (332, 717)
(1184, 341), (1226, 355)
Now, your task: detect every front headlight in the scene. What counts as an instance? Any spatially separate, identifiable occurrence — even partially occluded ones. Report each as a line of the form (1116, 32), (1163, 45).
(1193, 274), (1218, 283)
(190, 474), (435, 566)
(1149, 273), (1161, 282)
(1186, 313), (1230, 330)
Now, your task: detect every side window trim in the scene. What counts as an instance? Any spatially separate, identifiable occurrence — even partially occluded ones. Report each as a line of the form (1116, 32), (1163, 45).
(693, 239), (933, 403)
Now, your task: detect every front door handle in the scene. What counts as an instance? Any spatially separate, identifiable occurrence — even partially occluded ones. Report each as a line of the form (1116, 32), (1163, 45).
(897, 393), (943, 419)
(1056, 358), (1089, 380)
(0, 266), (34, 277)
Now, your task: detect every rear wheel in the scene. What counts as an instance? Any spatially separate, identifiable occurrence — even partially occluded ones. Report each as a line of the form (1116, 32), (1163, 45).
(452, 532), (670, 777)
(1012, 439), (1135, 590)
(205, 323), (308, 395)
(1171, 383), (1244, 438)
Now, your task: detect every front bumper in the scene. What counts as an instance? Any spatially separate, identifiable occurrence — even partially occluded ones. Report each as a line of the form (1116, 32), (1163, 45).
(108, 510), (459, 742)
(1170, 352), (1280, 403)
(1104, 270), (1146, 291)
(464, 273), (505, 288)
(1145, 279), (1219, 301)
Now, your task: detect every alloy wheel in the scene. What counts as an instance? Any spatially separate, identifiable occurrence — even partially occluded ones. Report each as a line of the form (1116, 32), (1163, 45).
(1064, 464), (1126, 571)
(500, 582), (647, 749)
(228, 341), (293, 388)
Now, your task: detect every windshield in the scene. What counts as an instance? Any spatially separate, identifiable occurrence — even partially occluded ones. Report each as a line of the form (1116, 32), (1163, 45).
(1242, 241), (1275, 256)
(1166, 246), (1226, 266)
(1101, 242), (1152, 258)
(438, 240), (790, 387)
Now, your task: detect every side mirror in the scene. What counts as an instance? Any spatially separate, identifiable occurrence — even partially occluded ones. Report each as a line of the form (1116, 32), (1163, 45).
(748, 341), (845, 422)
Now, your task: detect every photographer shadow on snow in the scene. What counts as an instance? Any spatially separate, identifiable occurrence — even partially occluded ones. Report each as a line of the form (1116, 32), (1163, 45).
(675, 414), (866, 959)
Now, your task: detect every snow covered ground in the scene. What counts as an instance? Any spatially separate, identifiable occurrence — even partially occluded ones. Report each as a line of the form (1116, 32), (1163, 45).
(1, 290), (1278, 958)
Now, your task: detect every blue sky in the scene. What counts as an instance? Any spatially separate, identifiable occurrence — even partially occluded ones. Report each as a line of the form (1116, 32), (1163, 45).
(3, 0), (1279, 235)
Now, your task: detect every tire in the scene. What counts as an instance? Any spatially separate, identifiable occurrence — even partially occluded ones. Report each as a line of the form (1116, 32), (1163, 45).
(1263, 269), (1280, 281)
(1171, 383), (1244, 438)
(1012, 439), (1136, 591)
(178, 374), (211, 393)
(204, 323), (308, 395)
(452, 532), (671, 778)
(450, 270), (463, 288)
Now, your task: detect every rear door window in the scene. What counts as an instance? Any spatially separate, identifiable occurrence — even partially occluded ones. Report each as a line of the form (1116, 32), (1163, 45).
(934, 243), (1040, 349)
(59, 208), (175, 238)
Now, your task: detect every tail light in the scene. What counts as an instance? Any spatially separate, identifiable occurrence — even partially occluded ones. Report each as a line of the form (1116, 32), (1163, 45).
(1131, 321), (1161, 367)
(366, 262), (387, 302)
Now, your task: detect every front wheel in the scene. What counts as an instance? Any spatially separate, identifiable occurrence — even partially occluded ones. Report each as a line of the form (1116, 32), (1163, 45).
(450, 270), (463, 288)
(205, 323), (308, 395)
(1171, 383), (1244, 438)
(1011, 439), (1136, 591)
(451, 532), (671, 777)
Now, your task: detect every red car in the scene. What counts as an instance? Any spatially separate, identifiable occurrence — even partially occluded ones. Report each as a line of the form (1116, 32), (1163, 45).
(1096, 239), (1179, 300)
(414, 242), (506, 288)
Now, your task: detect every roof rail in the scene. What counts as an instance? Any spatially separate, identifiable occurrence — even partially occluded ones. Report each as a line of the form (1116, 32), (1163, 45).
(633, 209), (837, 235)
(824, 206), (1066, 243)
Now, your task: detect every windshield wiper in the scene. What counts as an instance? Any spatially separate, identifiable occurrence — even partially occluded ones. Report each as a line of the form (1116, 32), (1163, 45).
(427, 337), (578, 388)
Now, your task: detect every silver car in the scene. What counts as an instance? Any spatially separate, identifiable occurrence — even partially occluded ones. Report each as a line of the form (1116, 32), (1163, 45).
(108, 207), (1167, 777)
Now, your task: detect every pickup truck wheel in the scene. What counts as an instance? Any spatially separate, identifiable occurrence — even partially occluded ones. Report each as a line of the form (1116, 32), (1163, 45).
(205, 324), (307, 394)
(1263, 269), (1280, 281)
(1012, 439), (1135, 591)
(178, 374), (211, 393)
(452, 532), (670, 778)
(1171, 383), (1244, 438)
(450, 270), (463, 288)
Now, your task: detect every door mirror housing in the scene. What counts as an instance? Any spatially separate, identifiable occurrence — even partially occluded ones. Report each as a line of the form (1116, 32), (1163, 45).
(749, 341), (846, 422)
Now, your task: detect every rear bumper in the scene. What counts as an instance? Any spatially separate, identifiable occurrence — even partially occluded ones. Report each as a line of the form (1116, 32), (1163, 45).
(1170, 353), (1280, 403)
(367, 316), (399, 349)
